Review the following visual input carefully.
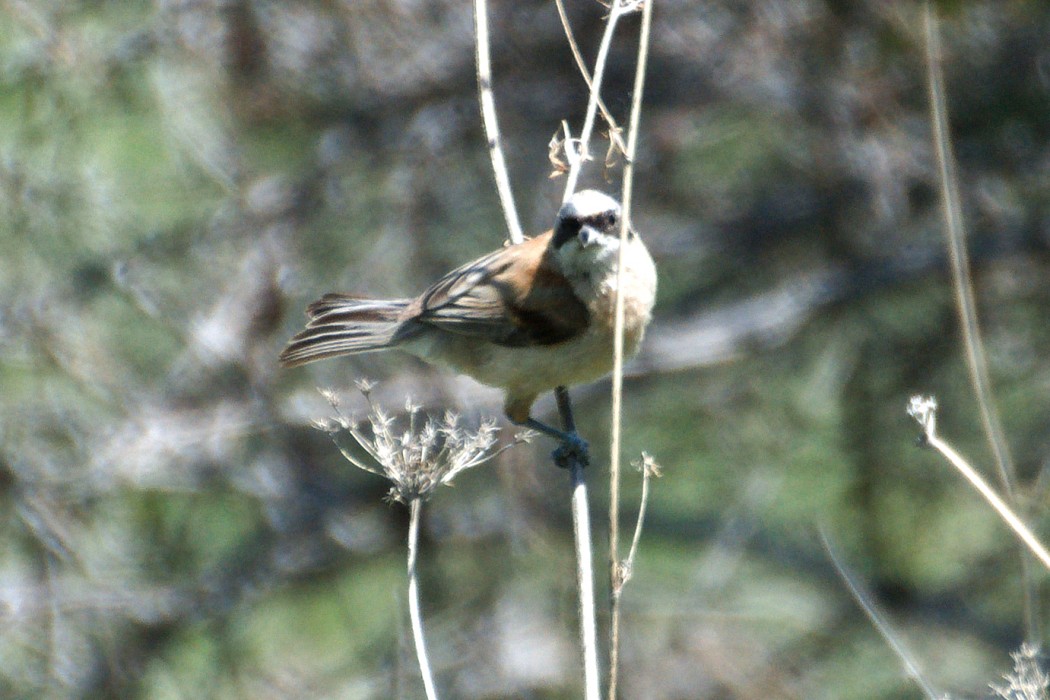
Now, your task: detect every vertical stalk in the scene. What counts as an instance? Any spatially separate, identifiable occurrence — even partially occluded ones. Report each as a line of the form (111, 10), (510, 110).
(608, 2), (654, 697)
(407, 498), (439, 700)
(556, 386), (600, 700)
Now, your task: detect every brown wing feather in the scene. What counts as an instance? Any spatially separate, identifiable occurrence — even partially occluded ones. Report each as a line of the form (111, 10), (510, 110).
(414, 232), (589, 347)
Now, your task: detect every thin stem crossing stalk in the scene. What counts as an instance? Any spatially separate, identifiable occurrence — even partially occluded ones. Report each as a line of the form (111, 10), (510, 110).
(553, 0), (627, 155)
(561, 3), (627, 201)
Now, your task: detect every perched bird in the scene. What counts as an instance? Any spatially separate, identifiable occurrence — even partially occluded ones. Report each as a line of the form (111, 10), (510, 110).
(280, 190), (657, 463)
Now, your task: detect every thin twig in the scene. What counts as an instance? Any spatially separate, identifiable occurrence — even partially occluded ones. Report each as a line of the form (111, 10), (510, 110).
(922, 1), (1037, 639)
(614, 454), (660, 596)
(607, 2), (653, 698)
(908, 397), (1050, 571)
(556, 386), (600, 700)
(561, 2), (630, 201)
(407, 498), (439, 700)
(473, 0), (523, 244)
(929, 433), (1050, 569)
(553, 0), (628, 156)
(820, 528), (943, 700)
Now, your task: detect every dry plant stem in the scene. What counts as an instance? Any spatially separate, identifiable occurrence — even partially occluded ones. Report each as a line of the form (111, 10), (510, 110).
(608, 460), (655, 700)
(925, 431), (1050, 571)
(473, 0), (523, 244)
(922, 2), (1037, 639)
(621, 460), (655, 587)
(571, 467), (601, 700)
(407, 498), (439, 700)
(820, 529), (942, 700)
(556, 386), (601, 700)
(607, 2), (653, 699)
(561, 2), (627, 201)
(553, 0), (627, 156)
(473, 2), (596, 691)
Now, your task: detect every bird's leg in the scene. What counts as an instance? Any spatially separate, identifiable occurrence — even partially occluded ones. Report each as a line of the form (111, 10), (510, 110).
(518, 417), (590, 468)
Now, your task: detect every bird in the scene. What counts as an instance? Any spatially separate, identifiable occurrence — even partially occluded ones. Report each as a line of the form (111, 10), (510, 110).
(279, 189), (657, 464)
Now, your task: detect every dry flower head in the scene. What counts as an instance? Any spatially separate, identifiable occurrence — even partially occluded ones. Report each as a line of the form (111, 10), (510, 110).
(316, 383), (528, 504)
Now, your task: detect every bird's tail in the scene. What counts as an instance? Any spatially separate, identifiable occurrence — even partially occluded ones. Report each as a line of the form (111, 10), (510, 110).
(279, 293), (412, 367)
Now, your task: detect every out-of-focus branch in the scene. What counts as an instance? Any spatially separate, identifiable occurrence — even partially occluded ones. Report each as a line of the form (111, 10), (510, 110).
(820, 528), (942, 700)
(922, 1), (1035, 640)
(923, 1), (1016, 495)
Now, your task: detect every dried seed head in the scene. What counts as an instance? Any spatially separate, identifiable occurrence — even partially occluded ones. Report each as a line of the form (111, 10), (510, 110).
(633, 451), (662, 479)
(907, 395), (938, 438)
(317, 383), (519, 504)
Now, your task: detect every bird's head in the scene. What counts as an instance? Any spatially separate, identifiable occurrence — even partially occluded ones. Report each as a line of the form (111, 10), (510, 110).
(552, 190), (630, 273)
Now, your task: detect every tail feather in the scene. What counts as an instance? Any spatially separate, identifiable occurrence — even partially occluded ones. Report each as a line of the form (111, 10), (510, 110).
(279, 294), (412, 367)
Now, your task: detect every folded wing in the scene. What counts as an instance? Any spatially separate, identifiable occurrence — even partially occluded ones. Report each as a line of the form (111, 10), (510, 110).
(415, 233), (590, 347)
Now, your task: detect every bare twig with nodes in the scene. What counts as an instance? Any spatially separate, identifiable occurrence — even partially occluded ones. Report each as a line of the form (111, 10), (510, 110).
(607, 0), (654, 697)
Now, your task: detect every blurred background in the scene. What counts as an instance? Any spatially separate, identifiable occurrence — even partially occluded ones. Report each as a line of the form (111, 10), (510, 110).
(3, 0), (1050, 697)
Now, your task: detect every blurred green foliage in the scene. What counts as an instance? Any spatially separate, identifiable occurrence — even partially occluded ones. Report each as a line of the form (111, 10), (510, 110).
(2, 1), (1050, 698)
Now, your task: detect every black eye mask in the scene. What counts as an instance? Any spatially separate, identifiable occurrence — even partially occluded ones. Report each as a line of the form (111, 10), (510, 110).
(553, 217), (582, 249)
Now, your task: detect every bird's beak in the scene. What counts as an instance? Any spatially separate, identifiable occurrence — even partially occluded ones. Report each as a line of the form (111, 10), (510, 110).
(578, 225), (600, 248)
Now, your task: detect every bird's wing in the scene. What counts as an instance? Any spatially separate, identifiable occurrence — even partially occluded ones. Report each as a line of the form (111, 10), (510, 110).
(414, 233), (590, 347)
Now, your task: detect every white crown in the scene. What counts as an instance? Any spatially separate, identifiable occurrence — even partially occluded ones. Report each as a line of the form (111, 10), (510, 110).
(562, 190), (620, 220)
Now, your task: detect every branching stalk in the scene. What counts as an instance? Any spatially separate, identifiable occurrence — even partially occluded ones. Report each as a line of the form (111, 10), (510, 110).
(554, 0), (627, 156)
(561, 1), (630, 200)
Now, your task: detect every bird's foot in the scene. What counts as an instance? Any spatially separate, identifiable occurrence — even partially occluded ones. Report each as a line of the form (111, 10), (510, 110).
(518, 418), (590, 468)
(552, 432), (589, 469)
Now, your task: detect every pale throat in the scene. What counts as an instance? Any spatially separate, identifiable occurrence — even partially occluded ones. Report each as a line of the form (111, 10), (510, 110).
(555, 237), (621, 284)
